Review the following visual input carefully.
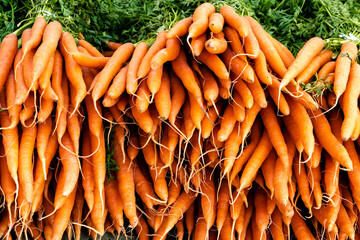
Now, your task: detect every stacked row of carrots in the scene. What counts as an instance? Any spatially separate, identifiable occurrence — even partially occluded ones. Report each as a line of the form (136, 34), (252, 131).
(0, 2), (359, 240)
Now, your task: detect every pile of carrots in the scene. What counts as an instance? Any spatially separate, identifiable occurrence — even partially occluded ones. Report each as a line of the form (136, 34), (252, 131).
(1, 2), (360, 239)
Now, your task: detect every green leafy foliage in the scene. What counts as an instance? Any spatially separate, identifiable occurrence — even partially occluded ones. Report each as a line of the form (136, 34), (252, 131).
(300, 73), (333, 98)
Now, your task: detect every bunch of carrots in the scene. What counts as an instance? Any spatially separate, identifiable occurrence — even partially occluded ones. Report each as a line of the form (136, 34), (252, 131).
(0, 2), (360, 240)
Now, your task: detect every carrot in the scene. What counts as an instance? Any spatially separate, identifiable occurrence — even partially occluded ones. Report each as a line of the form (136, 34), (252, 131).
(169, 70), (186, 125)
(208, 13), (224, 34)
(135, 80), (151, 113)
(201, 169), (217, 230)
(201, 102), (223, 139)
(78, 39), (103, 57)
(14, 47), (29, 107)
(151, 38), (180, 69)
(107, 41), (122, 51)
(71, 52), (109, 68)
(126, 42), (148, 94)
(137, 34), (167, 78)
(155, 69), (171, 119)
(344, 140), (360, 210)
(197, 49), (230, 87)
(186, 202), (196, 239)
(280, 37), (324, 89)
(199, 66), (219, 104)
(293, 162), (312, 211)
(205, 32), (228, 55)
(176, 218), (185, 240)
(130, 98), (153, 134)
(32, 133), (58, 213)
(72, 184), (84, 240)
(37, 117), (52, 177)
(286, 96), (314, 158)
(309, 108), (352, 170)
(222, 48), (255, 83)
(231, 91), (245, 122)
(187, 3), (215, 40)
(160, 123), (179, 167)
(220, 5), (249, 37)
(172, 48), (203, 108)
(135, 213), (149, 240)
(149, 159), (168, 202)
(223, 26), (247, 63)
(318, 61), (336, 81)
(233, 74), (254, 109)
(291, 211), (316, 240)
(270, 208), (285, 240)
(59, 32), (87, 111)
(21, 16), (46, 57)
(114, 140), (138, 227)
(243, 23), (260, 59)
(51, 183), (77, 240)
(217, 104), (236, 142)
(334, 41), (358, 101)
(239, 130), (273, 190)
(168, 178), (182, 206)
(0, 90), (19, 185)
(0, 33), (17, 92)
(336, 204), (355, 240)
(105, 178), (124, 228)
(342, 63), (360, 140)
(254, 50), (272, 85)
(4, 69), (21, 128)
(267, 34), (295, 69)
(18, 119), (37, 203)
(254, 187), (270, 233)
(296, 49), (333, 84)
(245, 74), (267, 108)
(167, 17), (192, 39)
(161, 190), (197, 238)
(216, 179), (230, 233)
(23, 47), (37, 90)
(260, 102), (288, 168)
(261, 150), (277, 198)
(282, 116), (304, 154)
(0, 142), (16, 208)
(31, 21), (62, 85)
(82, 127), (95, 211)
(326, 189), (341, 231)
(245, 16), (286, 77)
(194, 208), (208, 240)
(92, 43), (134, 101)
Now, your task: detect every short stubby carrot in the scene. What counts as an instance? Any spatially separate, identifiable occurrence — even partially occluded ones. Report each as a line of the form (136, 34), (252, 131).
(205, 32), (228, 55)
(209, 12), (224, 34)
(190, 33), (206, 57)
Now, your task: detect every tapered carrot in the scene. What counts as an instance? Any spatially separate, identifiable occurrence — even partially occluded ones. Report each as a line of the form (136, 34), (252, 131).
(246, 16), (286, 77)
(254, 187), (270, 233)
(267, 83), (290, 115)
(283, 115), (303, 154)
(0, 33), (17, 92)
(114, 140), (138, 227)
(344, 140), (360, 209)
(260, 102), (288, 168)
(149, 158), (168, 202)
(92, 43), (134, 101)
(222, 48), (255, 83)
(309, 108), (352, 170)
(0, 142), (16, 210)
(151, 38), (180, 69)
(147, 64), (163, 95)
(138, 31), (167, 78)
(167, 17), (192, 39)
(341, 63), (360, 140)
(197, 49), (230, 88)
(201, 101), (223, 139)
(105, 178), (124, 228)
(51, 183), (77, 240)
(261, 150), (277, 198)
(155, 69), (171, 119)
(21, 15), (46, 61)
(126, 42), (148, 94)
(243, 22), (260, 59)
(14, 49), (29, 107)
(172, 48), (203, 108)
(187, 3), (215, 40)
(245, 74), (267, 108)
(135, 80), (151, 113)
(296, 49), (333, 84)
(107, 41), (122, 51)
(169, 70), (186, 125)
(291, 211), (316, 240)
(280, 37), (324, 89)
(38, 52), (58, 101)
(4, 69), (20, 129)
(217, 104), (236, 142)
(220, 6), (249, 37)
(78, 39), (103, 57)
(293, 162), (312, 211)
(31, 21), (62, 85)
(239, 130), (273, 190)
(318, 61), (336, 81)
(81, 128), (95, 212)
(199, 66), (219, 104)
(334, 42), (358, 101)
(201, 169), (216, 230)
(130, 98), (153, 134)
(267, 34), (294, 69)
(23, 47), (37, 90)
(254, 50), (272, 85)
(232, 74), (254, 109)
(18, 119), (37, 203)
(223, 26), (247, 64)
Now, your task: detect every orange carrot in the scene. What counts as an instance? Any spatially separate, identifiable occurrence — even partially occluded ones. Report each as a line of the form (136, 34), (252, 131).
(222, 48), (255, 83)
(126, 42), (148, 94)
(151, 38), (180, 69)
(0, 33), (17, 92)
(78, 39), (103, 57)
(155, 69), (171, 119)
(220, 5), (249, 37)
(205, 32), (228, 55)
(167, 17), (192, 39)
(188, 3), (215, 40)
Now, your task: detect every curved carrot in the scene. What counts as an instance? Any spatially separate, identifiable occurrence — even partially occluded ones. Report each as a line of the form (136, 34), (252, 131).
(167, 17), (192, 39)
(280, 37), (324, 89)
(138, 31), (167, 78)
(151, 38), (180, 70)
(147, 64), (163, 95)
(187, 3), (215, 39)
(154, 69), (171, 119)
(245, 74), (267, 108)
(169, 70), (186, 126)
(126, 42), (148, 94)
(78, 39), (103, 57)
(220, 6), (249, 37)
(222, 48), (254, 83)
(31, 21), (62, 86)
(199, 66), (219, 103)
(224, 26), (247, 63)
(92, 43), (134, 101)
(0, 33), (17, 92)
(243, 23), (260, 59)
(190, 33), (206, 57)
(254, 50), (272, 85)
(205, 32), (228, 55)
(135, 80), (151, 113)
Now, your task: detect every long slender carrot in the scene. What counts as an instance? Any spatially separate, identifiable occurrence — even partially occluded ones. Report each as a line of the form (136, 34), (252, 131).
(0, 33), (17, 92)
(167, 17), (192, 39)
(220, 5), (249, 37)
(126, 42), (148, 94)
(151, 38), (180, 70)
